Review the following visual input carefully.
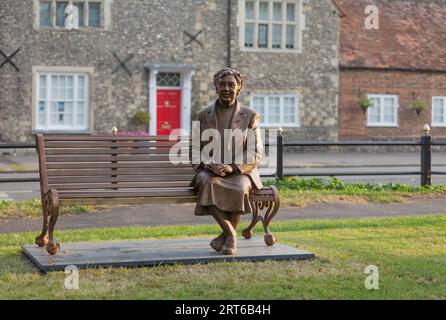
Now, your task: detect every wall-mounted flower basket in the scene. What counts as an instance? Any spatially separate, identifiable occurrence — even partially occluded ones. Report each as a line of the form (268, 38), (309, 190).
(357, 97), (373, 113)
(411, 100), (429, 116)
(132, 111), (150, 126)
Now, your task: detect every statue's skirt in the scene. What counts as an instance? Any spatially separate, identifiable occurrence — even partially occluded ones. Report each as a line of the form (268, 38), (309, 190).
(191, 170), (256, 216)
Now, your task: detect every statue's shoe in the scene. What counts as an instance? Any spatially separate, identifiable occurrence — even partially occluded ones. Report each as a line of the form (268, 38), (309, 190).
(221, 236), (237, 255)
(210, 233), (226, 252)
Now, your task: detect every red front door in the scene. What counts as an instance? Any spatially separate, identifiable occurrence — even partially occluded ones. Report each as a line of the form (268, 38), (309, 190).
(156, 89), (181, 135)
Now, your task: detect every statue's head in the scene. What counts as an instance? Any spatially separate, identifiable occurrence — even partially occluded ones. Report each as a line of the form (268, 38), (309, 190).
(213, 68), (244, 105)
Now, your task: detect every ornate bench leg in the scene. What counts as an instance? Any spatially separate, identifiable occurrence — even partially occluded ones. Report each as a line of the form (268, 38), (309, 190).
(242, 186), (280, 246)
(242, 203), (261, 240)
(35, 193), (50, 247)
(42, 190), (60, 255)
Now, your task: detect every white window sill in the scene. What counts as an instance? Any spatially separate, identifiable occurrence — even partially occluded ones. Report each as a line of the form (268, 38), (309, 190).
(431, 123), (446, 127)
(34, 27), (108, 32)
(366, 124), (399, 128)
(240, 47), (301, 54)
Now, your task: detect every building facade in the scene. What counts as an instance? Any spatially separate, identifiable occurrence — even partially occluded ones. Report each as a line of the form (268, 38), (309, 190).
(338, 0), (446, 140)
(0, 0), (341, 142)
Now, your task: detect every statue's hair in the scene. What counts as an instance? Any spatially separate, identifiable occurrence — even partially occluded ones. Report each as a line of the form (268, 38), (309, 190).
(213, 68), (244, 92)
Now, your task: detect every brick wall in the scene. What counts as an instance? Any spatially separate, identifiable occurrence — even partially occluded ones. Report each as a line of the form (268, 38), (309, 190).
(339, 69), (446, 140)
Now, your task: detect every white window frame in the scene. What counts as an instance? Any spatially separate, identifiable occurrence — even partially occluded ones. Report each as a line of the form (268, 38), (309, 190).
(250, 94), (300, 127)
(34, 0), (111, 30)
(432, 96), (446, 127)
(367, 94), (399, 127)
(35, 71), (90, 131)
(238, 0), (303, 53)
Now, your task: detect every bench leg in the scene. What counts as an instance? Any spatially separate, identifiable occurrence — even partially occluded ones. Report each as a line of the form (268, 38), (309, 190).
(242, 204), (261, 240)
(262, 199), (279, 246)
(35, 194), (50, 247)
(242, 186), (280, 246)
(40, 190), (60, 255)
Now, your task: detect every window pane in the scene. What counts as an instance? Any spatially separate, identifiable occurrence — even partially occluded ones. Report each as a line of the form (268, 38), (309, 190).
(245, 1), (255, 19)
(65, 114), (73, 126)
(272, 25), (281, 48)
(368, 97), (381, 123)
(77, 114), (85, 126)
(89, 2), (101, 27)
(65, 76), (73, 99)
(74, 2), (84, 27)
(50, 113), (58, 125)
(267, 97), (280, 123)
(283, 97), (296, 123)
(51, 75), (58, 98)
(383, 98), (394, 110)
(39, 75), (47, 100)
(383, 98), (395, 123)
(38, 101), (46, 126)
(258, 24), (268, 48)
(259, 2), (269, 20)
(383, 114), (395, 123)
(51, 101), (58, 113)
(77, 102), (85, 125)
(433, 99), (445, 123)
(286, 3), (296, 21)
(58, 102), (65, 113)
(58, 76), (66, 100)
(78, 76), (86, 100)
(38, 101), (46, 113)
(286, 25), (295, 49)
(56, 2), (68, 27)
(273, 3), (282, 21)
(253, 97), (265, 124)
(245, 23), (255, 47)
(156, 72), (181, 87)
(65, 102), (73, 114)
(39, 2), (52, 27)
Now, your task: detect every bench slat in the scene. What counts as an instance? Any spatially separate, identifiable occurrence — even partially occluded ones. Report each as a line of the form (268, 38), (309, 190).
(48, 175), (194, 184)
(46, 168), (194, 177)
(44, 141), (189, 148)
(46, 162), (192, 169)
(43, 135), (189, 141)
(59, 196), (197, 206)
(45, 155), (189, 162)
(49, 181), (192, 190)
(58, 189), (196, 198)
(45, 148), (188, 155)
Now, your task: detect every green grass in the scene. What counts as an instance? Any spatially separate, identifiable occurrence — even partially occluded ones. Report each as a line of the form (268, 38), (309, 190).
(0, 199), (108, 219)
(9, 164), (33, 172)
(0, 215), (445, 299)
(265, 177), (446, 207)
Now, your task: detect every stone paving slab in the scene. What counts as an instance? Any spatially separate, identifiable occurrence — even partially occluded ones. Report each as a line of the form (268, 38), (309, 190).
(23, 236), (315, 272)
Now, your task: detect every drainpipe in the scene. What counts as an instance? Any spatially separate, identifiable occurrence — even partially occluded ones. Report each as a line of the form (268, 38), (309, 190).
(227, 0), (232, 68)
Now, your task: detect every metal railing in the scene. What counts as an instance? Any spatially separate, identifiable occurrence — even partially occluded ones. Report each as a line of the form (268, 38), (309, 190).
(0, 125), (444, 186)
(272, 125), (443, 186)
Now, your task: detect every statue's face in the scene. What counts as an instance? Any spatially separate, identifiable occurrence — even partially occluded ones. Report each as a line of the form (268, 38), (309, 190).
(217, 75), (239, 105)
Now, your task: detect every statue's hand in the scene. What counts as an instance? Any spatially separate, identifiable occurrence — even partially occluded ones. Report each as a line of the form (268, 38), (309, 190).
(220, 164), (234, 175)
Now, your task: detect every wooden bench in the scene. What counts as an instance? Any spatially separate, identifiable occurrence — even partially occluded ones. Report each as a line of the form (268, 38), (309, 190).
(35, 134), (280, 255)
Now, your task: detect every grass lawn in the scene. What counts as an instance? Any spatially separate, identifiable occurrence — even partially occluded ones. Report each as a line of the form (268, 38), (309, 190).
(266, 177), (446, 207)
(0, 215), (445, 299)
